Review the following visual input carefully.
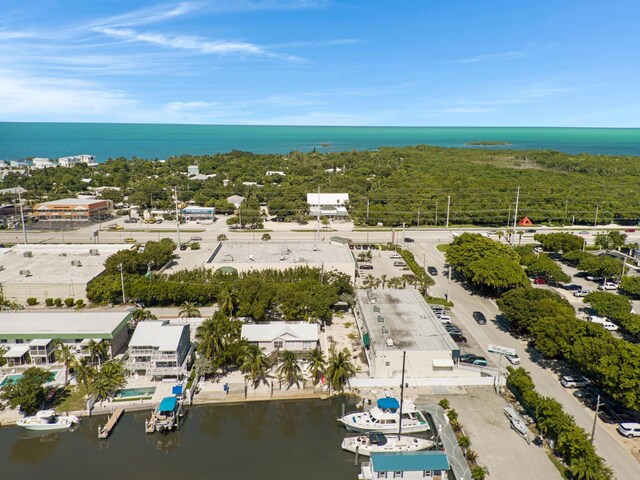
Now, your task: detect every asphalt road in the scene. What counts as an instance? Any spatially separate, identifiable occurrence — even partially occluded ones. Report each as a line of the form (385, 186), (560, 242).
(408, 239), (640, 479)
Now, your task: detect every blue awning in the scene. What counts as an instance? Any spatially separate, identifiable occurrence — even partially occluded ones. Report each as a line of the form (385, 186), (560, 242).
(377, 397), (400, 410)
(158, 396), (177, 414)
(371, 452), (450, 472)
(172, 385), (183, 396)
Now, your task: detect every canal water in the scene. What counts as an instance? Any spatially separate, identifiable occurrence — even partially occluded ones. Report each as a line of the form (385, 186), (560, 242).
(0, 398), (360, 480)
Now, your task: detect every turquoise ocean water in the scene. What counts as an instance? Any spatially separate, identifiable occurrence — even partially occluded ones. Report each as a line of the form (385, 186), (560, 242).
(1, 123), (639, 161)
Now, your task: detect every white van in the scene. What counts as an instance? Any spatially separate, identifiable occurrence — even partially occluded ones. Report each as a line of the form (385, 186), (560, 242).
(589, 316), (619, 331)
(389, 252), (402, 259)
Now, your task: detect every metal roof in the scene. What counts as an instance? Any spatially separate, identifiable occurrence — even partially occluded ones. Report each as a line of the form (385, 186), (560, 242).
(0, 312), (131, 340)
(241, 323), (319, 343)
(371, 451), (450, 472)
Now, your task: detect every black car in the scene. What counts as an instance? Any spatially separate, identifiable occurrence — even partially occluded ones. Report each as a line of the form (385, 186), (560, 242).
(404, 237), (414, 243)
(179, 243), (188, 251)
(359, 264), (373, 270)
(450, 333), (467, 343)
(427, 266), (438, 276)
(472, 311), (487, 325)
(525, 229), (537, 233)
(562, 284), (582, 291)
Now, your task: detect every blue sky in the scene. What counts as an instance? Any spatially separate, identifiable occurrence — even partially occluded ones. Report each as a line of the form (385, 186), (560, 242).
(0, 0), (638, 126)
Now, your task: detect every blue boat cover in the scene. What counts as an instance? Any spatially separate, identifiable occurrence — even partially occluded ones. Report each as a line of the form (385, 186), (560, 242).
(377, 397), (400, 410)
(172, 385), (183, 396)
(158, 396), (177, 414)
(371, 452), (450, 472)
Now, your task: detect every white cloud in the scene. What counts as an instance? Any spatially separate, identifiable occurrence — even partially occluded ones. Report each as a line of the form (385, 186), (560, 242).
(455, 50), (528, 64)
(95, 27), (301, 61)
(166, 101), (219, 111)
(88, 2), (198, 28)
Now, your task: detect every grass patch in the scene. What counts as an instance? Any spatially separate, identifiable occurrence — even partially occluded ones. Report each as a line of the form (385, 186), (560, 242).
(115, 228), (206, 233)
(547, 453), (571, 479)
(233, 229), (273, 233)
(53, 386), (87, 412)
(436, 244), (450, 252)
(291, 229), (337, 232)
(113, 396), (152, 402)
(426, 296), (454, 307)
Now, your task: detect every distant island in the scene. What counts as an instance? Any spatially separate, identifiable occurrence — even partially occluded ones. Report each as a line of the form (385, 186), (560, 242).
(464, 141), (512, 146)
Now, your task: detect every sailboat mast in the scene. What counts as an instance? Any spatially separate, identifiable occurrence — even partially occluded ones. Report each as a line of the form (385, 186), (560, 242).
(398, 351), (406, 439)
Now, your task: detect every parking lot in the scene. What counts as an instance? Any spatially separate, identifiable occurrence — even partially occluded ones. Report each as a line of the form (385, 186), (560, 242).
(353, 246), (414, 285)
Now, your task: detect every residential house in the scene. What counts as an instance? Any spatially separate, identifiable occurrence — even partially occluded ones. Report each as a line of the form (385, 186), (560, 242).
(359, 452), (450, 480)
(241, 322), (320, 357)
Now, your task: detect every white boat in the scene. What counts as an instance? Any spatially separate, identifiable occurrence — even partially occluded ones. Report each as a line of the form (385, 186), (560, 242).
(503, 405), (529, 438)
(341, 432), (435, 456)
(16, 410), (79, 432)
(338, 397), (430, 434)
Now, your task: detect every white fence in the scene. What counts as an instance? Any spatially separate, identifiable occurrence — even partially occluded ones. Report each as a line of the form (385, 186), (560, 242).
(350, 376), (497, 388)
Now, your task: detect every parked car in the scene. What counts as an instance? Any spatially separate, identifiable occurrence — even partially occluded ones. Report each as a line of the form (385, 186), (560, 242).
(533, 246), (544, 253)
(359, 264), (373, 270)
(533, 277), (547, 285)
(574, 289), (590, 297)
(393, 261), (408, 267)
(625, 228), (637, 233)
(617, 422), (640, 438)
(437, 314), (452, 324)
(179, 244), (188, 251)
(427, 266), (438, 276)
(586, 275), (603, 282)
(389, 252), (402, 259)
(190, 236), (202, 241)
(598, 282), (619, 291)
(472, 311), (487, 325)
(573, 389), (599, 409)
(459, 354), (488, 366)
(562, 284), (582, 291)
(525, 229), (536, 233)
(404, 237), (414, 243)
(506, 353), (521, 365)
(561, 375), (590, 388)
(431, 305), (445, 315)
(450, 333), (467, 343)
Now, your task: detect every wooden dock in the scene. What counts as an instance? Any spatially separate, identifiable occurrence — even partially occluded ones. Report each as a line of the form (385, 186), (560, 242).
(98, 408), (124, 439)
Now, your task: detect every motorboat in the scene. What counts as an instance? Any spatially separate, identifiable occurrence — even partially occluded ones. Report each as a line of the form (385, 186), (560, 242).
(338, 397), (430, 434)
(341, 432), (435, 456)
(146, 396), (182, 434)
(16, 410), (79, 432)
(503, 405), (529, 438)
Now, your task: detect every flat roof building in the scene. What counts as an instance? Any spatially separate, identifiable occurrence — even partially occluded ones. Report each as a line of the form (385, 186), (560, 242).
(354, 289), (460, 378)
(207, 241), (356, 280)
(0, 244), (133, 302)
(33, 198), (113, 221)
(307, 193), (349, 217)
(181, 206), (215, 222)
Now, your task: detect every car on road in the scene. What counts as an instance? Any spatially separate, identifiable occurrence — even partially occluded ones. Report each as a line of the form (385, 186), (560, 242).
(506, 353), (521, 365)
(625, 228), (637, 233)
(109, 225), (124, 230)
(617, 422), (640, 438)
(525, 229), (537, 233)
(562, 284), (583, 291)
(459, 354), (488, 366)
(598, 282), (619, 291)
(573, 289), (590, 297)
(179, 243), (188, 251)
(124, 237), (136, 243)
(427, 266), (438, 276)
(123, 218), (138, 223)
(533, 277), (547, 285)
(472, 311), (487, 325)
(561, 375), (590, 388)
(404, 237), (414, 243)
(579, 231), (589, 235)
(190, 236), (202, 241)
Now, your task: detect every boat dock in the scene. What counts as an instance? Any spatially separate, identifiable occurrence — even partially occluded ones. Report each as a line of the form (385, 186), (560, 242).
(98, 408), (124, 439)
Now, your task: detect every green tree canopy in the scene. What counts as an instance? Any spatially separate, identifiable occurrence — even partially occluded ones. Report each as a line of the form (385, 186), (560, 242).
(0, 367), (52, 415)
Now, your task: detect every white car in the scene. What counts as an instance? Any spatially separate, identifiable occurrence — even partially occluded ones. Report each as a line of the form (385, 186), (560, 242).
(561, 375), (590, 388)
(618, 422), (640, 438)
(598, 282), (619, 291)
(506, 353), (520, 365)
(573, 289), (590, 297)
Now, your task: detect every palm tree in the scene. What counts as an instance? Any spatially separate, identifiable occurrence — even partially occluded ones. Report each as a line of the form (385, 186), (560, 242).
(132, 308), (157, 325)
(381, 274), (388, 289)
(54, 340), (75, 386)
(276, 350), (302, 388)
(93, 360), (126, 401)
(240, 345), (271, 388)
(571, 456), (612, 480)
(87, 339), (109, 366)
(217, 286), (239, 316)
(196, 314), (229, 359)
(362, 274), (376, 289)
(307, 348), (326, 386)
(325, 348), (356, 392)
(178, 301), (201, 321)
(74, 357), (96, 391)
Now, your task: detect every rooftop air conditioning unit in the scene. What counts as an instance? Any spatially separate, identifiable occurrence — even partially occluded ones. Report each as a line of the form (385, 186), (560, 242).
(377, 315), (385, 323)
(19, 270), (31, 276)
(71, 260), (82, 267)
(385, 338), (394, 347)
(59, 253), (67, 257)
(381, 326), (389, 335)
(89, 249), (99, 256)
(0, 265), (4, 272)
(23, 251), (32, 258)
(373, 306), (380, 313)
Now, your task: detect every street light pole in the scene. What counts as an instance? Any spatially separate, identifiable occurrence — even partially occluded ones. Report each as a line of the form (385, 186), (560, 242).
(174, 186), (181, 246)
(445, 195), (450, 230)
(17, 188), (27, 245)
(590, 395), (601, 443)
(118, 263), (126, 304)
(594, 203), (599, 227)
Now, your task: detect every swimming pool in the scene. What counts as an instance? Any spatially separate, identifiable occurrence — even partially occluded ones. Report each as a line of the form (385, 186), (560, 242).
(0, 371), (58, 387)
(114, 387), (156, 399)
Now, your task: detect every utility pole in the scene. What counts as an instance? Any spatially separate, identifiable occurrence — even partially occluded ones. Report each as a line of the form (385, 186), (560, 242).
(366, 198), (369, 223)
(594, 203), (599, 227)
(435, 200), (438, 227)
(118, 263), (126, 304)
(316, 186), (321, 242)
(402, 222), (406, 247)
(564, 200), (569, 225)
(445, 195), (450, 230)
(590, 395), (601, 443)
(174, 186), (181, 246)
(17, 188), (27, 245)
(512, 186), (520, 232)
(417, 204), (421, 229)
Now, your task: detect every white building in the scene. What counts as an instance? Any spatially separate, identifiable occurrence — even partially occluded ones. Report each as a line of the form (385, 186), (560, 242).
(127, 321), (193, 379)
(241, 322), (319, 356)
(32, 158), (55, 169)
(355, 289), (462, 379)
(227, 195), (245, 209)
(0, 312), (131, 367)
(307, 193), (349, 217)
(58, 154), (97, 167)
(266, 171), (286, 176)
(360, 452), (449, 480)
(181, 206), (215, 222)
(187, 165), (200, 176)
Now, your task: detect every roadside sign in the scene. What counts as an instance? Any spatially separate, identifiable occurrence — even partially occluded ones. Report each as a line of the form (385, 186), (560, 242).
(488, 344), (516, 356)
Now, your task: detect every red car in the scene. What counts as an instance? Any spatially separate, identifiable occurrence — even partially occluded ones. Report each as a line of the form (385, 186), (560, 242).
(533, 277), (547, 285)
(625, 229), (636, 233)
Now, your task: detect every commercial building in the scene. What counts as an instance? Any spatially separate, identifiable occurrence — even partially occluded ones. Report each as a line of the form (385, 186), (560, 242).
(207, 241), (357, 280)
(0, 312), (131, 367)
(181, 206), (215, 222)
(354, 289), (460, 378)
(0, 244), (133, 302)
(307, 193), (349, 217)
(227, 195), (245, 208)
(127, 321), (193, 379)
(33, 198), (113, 221)
(241, 322), (320, 357)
